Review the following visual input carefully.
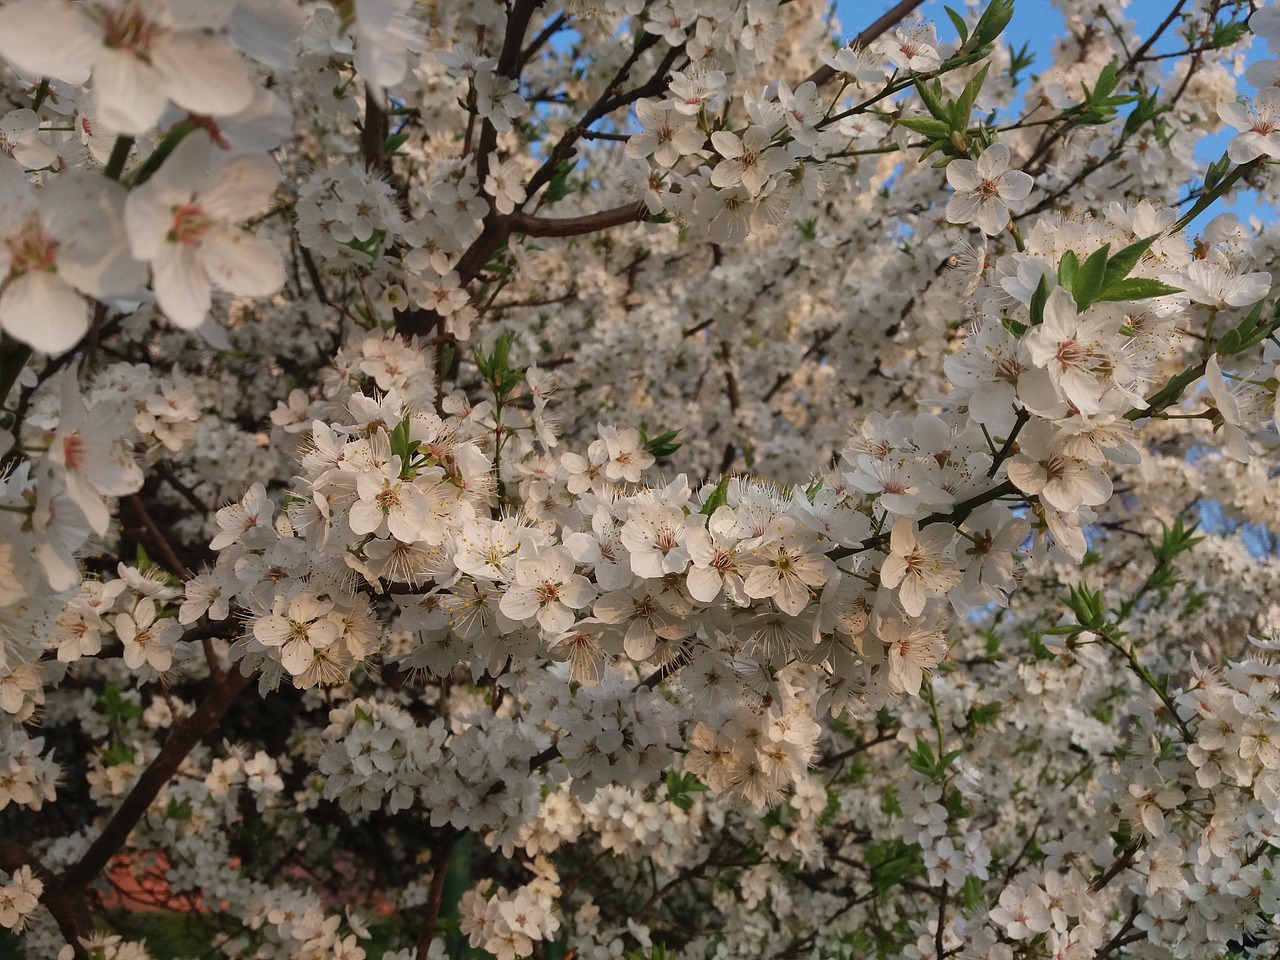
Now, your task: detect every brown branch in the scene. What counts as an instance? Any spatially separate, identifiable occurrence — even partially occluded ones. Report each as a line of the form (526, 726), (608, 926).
(513, 9), (565, 79)
(804, 0), (928, 89)
(1089, 843), (1140, 894)
(58, 670), (252, 894)
(511, 202), (648, 238)
(124, 494), (190, 579)
(497, 0), (543, 79)
(361, 83), (390, 176)
(1096, 897), (1144, 959)
(415, 830), (461, 960)
(818, 728), (897, 768)
(154, 461), (211, 516)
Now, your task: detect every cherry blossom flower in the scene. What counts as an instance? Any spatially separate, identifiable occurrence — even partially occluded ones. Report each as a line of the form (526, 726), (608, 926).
(484, 158), (527, 215)
(945, 143), (1034, 236)
(1219, 89), (1280, 163)
(879, 518), (961, 617)
(0, 0), (255, 135)
(500, 547), (596, 634)
(742, 523), (832, 616)
(0, 163), (143, 354)
(253, 592), (342, 676)
(1024, 287), (1120, 416)
(114, 598), (179, 672)
(710, 126), (791, 197)
(43, 373), (142, 536)
(627, 100), (706, 168)
(124, 132), (283, 330)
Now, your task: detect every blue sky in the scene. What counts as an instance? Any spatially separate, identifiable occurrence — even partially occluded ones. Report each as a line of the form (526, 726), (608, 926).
(837, 0), (1273, 229)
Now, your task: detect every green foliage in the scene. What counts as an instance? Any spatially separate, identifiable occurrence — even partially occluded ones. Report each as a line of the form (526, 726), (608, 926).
(1059, 236), (1183, 312)
(864, 838), (924, 895)
(665, 771), (710, 811)
(907, 737), (963, 781)
(641, 427), (682, 459)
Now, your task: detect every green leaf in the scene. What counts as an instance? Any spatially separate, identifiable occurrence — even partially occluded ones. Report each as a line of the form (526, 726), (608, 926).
(544, 158), (577, 205)
(1089, 59), (1120, 104)
(1101, 234), (1157, 287)
(1152, 517), (1204, 562)
(1063, 584), (1105, 630)
(1212, 18), (1250, 47)
(1008, 41), (1034, 83)
(167, 798), (193, 821)
(968, 0), (1015, 50)
(1215, 299), (1278, 356)
(961, 875), (986, 909)
(102, 742), (133, 767)
(1071, 243), (1110, 309)
(1096, 278), (1183, 303)
(914, 79), (948, 121)
(665, 771), (709, 811)
(390, 415), (411, 458)
(1029, 275), (1050, 326)
(898, 116), (952, 140)
(492, 330), (514, 376)
(865, 838), (924, 895)
(1001, 316), (1028, 338)
(1056, 250), (1080, 289)
(943, 5), (969, 43)
(950, 63), (990, 131)
(700, 475), (730, 516)
(383, 131), (411, 154)
(104, 682), (143, 720)
(643, 428), (682, 459)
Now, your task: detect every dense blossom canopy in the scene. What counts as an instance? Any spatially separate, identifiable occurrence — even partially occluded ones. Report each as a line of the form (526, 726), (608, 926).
(1, 0), (1280, 959)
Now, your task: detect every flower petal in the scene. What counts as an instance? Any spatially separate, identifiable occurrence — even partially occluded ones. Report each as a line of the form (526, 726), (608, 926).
(0, 271), (89, 354)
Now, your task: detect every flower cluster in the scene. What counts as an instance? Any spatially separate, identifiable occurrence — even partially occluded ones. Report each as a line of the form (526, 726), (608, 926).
(0, 0), (1277, 957)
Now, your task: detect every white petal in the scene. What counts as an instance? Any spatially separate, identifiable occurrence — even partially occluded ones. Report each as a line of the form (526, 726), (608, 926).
(199, 154), (280, 221)
(945, 158), (979, 191)
(152, 33), (254, 119)
(0, 272), (89, 354)
(280, 637), (312, 675)
(93, 50), (168, 135)
(0, 0), (96, 85)
(228, 0), (308, 69)
(201, 231), (284, 297)
(47, 175), (145, 298)
(945, 192), (981, 226)
(152, 243), (212, 329)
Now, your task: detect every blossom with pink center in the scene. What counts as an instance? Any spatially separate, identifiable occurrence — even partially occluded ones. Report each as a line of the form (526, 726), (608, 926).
(253, 593), (343, 677)
(945, 143), (1034, 236)
(499, 546), (596, 634)
(1219, 89), (1280, 163)
(0, 161), (143, 353)
(0, 0), (255, 135)
(879, 518), (960, 617)
(124, 132), (283, 329)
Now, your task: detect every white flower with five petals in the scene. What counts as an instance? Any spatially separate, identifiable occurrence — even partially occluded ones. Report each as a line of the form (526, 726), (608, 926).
(124, 133), (283, 329)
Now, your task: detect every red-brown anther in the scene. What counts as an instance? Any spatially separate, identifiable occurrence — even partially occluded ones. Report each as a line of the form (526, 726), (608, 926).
(168, 203), (213, 245)
(102, 5), (155, 54)
(375, 486), (402, 511)
(7, 218), (58, 276)
(62, 432), (85, 471)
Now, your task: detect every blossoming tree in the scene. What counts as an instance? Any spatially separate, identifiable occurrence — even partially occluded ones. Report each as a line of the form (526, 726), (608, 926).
(1, 0), (1280, 957)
